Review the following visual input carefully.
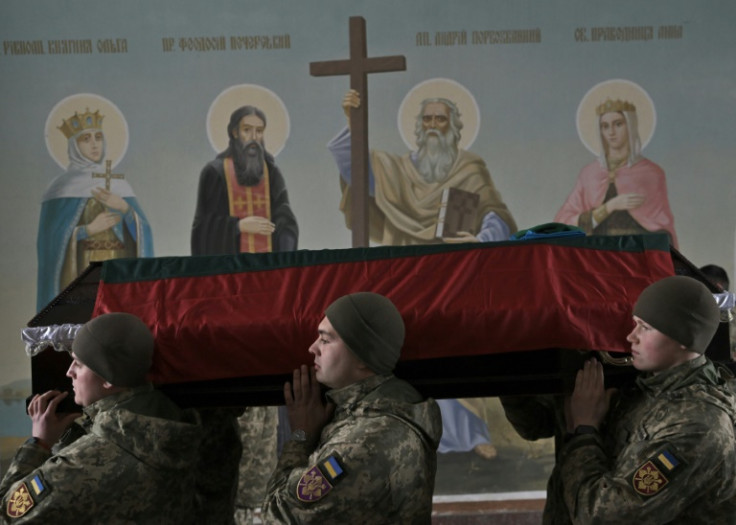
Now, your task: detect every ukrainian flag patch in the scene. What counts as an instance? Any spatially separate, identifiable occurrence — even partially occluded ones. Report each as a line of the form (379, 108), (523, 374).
(630, 446), (684, 498)
(320, 455), (345, 484)
(656, 450), (679, 470)
(29, 475), (46, 497)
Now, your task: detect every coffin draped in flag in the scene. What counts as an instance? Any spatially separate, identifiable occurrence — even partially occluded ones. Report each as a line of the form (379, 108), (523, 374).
(90, 234), (674, 386)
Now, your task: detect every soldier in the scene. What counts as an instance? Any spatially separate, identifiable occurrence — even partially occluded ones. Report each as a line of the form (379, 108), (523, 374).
(561, 276), (736, 522)
(261, 292), (442, 524)
(1, 313), (202, 524)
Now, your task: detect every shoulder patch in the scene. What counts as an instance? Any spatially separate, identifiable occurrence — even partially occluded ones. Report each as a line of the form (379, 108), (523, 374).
(29, 474), (49, 499)
(630, 447), (685, 498)
(319, 454), (345, 484)
(296, 454), (347, 503)
(6, 482), (35, 518)
(6, 473), (51, 518)
(296, 466), (333, 502)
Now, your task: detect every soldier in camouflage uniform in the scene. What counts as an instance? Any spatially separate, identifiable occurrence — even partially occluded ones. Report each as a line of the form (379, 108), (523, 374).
(561, 276), (736, 523)
(234, 405), (279, 524)
(1, 313), (202, 524)
(261, 292), (442, 524)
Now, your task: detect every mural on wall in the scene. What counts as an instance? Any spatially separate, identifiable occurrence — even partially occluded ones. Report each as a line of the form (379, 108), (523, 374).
(3, 0), (735, 501)
(555, 79), (679, 248)
(192, 84), (298, 256)
(37, 93), (154, 312)
(328, 78), (517, 245)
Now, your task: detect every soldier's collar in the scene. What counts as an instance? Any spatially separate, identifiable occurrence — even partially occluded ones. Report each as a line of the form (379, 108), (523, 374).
(636, 354), (708, 394)
(326, 374), (392, 407)
(82, 383), (153, 418)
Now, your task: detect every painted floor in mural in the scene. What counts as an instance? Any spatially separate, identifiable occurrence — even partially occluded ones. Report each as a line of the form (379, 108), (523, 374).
(434, 445), (555, 495)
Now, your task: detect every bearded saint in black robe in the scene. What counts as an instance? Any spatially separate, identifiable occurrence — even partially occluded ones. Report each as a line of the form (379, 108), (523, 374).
(191, 105), (298, 255)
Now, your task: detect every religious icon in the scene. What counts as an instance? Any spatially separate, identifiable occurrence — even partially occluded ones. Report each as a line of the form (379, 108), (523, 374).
(37, 93), (153, 312)
(555, 79), (678, 248)
(328, 77), (516, 246)
(191, 83), (298, 255)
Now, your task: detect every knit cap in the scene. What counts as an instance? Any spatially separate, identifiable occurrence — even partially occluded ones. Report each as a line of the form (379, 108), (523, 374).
(633, 276), (720, 354)
(325, 293), (405, 374)
(72, 312), (153, 386)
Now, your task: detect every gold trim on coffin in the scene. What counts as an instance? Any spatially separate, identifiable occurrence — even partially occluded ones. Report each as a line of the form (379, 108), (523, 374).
(598, 351), (633, 366)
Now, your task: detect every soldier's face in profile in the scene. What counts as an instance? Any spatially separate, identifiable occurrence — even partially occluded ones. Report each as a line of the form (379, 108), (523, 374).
(234, 114), (265, 146)
(308, 317), (367, 390)
(76, 131), (104, 162)
(626, 316), (687, 373)
(599, 112), (629, 151)
(421, 102), (450, 136)
(66, 353), (109, 407)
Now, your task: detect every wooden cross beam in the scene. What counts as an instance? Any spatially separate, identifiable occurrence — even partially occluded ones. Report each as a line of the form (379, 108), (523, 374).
(310, 16), (406, 247)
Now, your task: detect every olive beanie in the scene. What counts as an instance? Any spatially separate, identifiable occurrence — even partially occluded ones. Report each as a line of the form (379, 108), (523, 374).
(633, 276), (720, 354)
(325, 292), (405, 375)
(72, 312), (154, 387)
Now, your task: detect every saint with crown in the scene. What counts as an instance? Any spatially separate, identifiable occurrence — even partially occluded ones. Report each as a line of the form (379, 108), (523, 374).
(36, 104), (153, 311)
(555, 80), (678, 249)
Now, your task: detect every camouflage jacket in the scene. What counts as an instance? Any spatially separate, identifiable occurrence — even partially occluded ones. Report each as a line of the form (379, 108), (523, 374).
(560, 355), (736, 524)
(262, 374), (442, 524)
(1, 384), (202, 524)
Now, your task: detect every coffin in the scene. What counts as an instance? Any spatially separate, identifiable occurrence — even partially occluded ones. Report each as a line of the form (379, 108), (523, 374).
(26, 233), (733, 409)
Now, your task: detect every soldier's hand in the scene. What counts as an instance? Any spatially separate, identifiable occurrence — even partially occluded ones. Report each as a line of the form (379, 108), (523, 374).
(569, 359), (615, 430)
(28, 390), (81, 448)
(284, 365), (335, 448)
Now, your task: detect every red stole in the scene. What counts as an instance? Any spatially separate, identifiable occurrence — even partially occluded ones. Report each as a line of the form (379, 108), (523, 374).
(224, 157), (272, 253)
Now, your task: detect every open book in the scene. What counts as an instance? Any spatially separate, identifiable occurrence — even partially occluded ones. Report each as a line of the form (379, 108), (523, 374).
(435, 187), (480, 238)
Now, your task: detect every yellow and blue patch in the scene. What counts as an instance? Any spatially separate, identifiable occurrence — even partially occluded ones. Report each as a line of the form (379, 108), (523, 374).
(29, 475), (46, 497)
(320, 455), (344, 484)
(631, 447), (684, 498)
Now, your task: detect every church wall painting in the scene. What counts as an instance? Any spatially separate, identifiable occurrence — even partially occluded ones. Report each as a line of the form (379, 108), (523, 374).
(2, 0), (734, 500)
(192, 84), (298, 256)
(38, 93), (154, 312)
(555, 79), (678, 248)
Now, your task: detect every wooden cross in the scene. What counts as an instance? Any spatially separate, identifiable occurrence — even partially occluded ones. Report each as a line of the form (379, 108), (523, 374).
(92, 160), (124, 191)
(310, 16), (406, 247)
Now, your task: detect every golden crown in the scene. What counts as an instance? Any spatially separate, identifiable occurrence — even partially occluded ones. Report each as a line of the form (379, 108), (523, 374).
(58, 108), (104, 139)
(596, 98), (636, 116)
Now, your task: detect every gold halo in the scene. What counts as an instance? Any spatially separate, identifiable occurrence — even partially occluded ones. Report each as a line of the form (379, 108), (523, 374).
(45, 93), (129, 170)
(398, 77), (480, 151)
(576, 79), (656, 156)
(207, 84), (289, 156)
